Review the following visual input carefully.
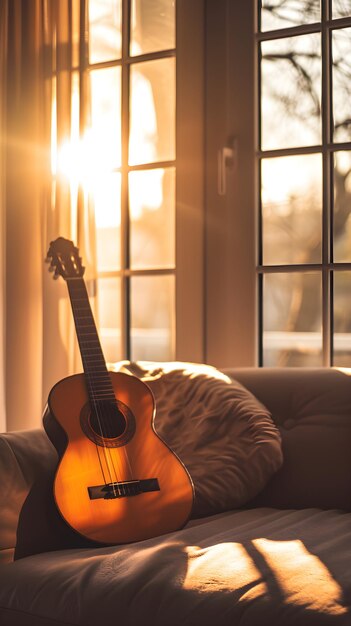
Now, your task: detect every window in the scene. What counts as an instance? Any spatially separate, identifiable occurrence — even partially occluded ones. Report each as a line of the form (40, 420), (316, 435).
(257, 0), (351, 366)
(53, 0), (205, 366)
(86, 0), (176, 363)
(204, 0), (351, 369)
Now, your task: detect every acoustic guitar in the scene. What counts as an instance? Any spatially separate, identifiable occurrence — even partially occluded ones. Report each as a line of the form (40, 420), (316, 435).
(43, 237), (194, 545)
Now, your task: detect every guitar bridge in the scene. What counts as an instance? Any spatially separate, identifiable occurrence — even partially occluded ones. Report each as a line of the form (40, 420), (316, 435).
(88, 478), (160, 500)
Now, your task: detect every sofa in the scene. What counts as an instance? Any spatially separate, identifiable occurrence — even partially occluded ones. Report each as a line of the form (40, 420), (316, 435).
(1, 366), (351, 626)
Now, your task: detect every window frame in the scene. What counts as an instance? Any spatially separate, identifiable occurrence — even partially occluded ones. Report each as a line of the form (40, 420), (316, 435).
(79, 0), (205, 364)
(257, 0), (351, 367)
(204, 0), (257, 369)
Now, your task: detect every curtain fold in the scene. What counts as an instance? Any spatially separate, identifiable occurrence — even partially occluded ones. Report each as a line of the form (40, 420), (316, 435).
(42, 0), (77, 408)
(5, 0), (47, 431)
(3, 0), (92, 432)
(0, 0), (8, 432)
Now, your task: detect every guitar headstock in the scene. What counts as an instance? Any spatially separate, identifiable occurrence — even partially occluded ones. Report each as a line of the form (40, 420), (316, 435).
(46, 237), (85, 280)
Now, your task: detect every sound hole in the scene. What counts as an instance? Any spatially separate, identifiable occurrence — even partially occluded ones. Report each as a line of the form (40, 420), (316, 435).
(80, 399), (136, 448)
(89, 400), (126, 439)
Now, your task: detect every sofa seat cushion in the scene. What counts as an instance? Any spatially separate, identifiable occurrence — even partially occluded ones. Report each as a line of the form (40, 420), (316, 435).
(110, 361), (283, 517)
(1, 507), (351, 626)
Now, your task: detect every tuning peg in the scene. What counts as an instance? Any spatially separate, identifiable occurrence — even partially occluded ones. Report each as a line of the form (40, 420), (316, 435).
(53, 272), (60, 280)
(48, 265), (55, 272)
(44, 256), (51, 263)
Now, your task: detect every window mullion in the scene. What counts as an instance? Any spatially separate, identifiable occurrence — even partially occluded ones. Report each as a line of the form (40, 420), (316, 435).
(121, 0), (131, 359)
(322, 0), (333, 366)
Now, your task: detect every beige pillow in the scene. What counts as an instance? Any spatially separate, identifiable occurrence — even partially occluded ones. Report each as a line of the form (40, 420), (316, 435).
(111, 361), (283, 518)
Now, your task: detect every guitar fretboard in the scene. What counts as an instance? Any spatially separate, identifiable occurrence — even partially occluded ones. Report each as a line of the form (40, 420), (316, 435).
(67, 278), (115, 403)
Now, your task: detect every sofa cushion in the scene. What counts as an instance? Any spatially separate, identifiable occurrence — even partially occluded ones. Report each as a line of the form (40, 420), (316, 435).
(1, 507), (351, 626)
(111, 361), (283, 517)
(226, 367), (351, 511)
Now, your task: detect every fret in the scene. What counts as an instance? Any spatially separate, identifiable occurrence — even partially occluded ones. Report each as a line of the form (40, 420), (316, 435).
(88, 391), (116, 394)
(88, 387), (116, 391)
(74, 326), (96, 332)
(80, 344), (105, 355)
(82, 368), (107, 377)
(76, 336), (102, 344)
(81, 346), (104, 354)
(82, 367), (110, 372)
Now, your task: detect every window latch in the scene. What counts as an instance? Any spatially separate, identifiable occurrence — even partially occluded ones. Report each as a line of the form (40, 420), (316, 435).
(217, 139), (237, 196)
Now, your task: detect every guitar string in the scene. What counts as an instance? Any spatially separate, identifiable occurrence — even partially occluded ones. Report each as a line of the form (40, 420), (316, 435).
(102, 377), (135, 483)
(96, 442), (107, 484)
(83, 354), (121, 496)
(78, 288), (133, 495)
(68, 280), (120, 494)
(70, 278), (136, 494)
(77, 329), (122, 494)
(90, 385), (135, 495)
(85, 364), (127, 493)
(79, 298), (134, 488)
(89, 379), (135, 492)
(81, 344), (118, 490)
(95, 430), (120, 497)
(88, 384), (117, 490)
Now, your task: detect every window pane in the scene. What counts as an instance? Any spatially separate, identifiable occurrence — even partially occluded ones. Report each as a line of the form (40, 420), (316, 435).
(129, 58), (175, 165)
(333, 1), (351, 18)
(88, 0), (122, 63)
(263, 272), (322, 366)
(334, 152), (351, 262)
(260, 0), (320, 31)
(334, 271), (351, 366)
(98, 277), (122, 363)
(129, 168), (175, 269)
(90, 67), (121, 169)
(130, 0), (175, 56)
(261, 34), (321, 150)
(262, 154), (322, 264)
(92, 172), (121, 271)
(72, 0), (80, 67)
(332, 28), (351, 143)
(131, 275), (175, 360)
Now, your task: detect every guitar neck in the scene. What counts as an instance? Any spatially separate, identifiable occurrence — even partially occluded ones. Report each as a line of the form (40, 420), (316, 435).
(66, 278), (115, 402)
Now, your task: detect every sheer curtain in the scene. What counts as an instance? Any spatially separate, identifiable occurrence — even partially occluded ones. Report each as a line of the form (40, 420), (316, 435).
(2, 0), (94, 432)
(0, 1), (8, 432)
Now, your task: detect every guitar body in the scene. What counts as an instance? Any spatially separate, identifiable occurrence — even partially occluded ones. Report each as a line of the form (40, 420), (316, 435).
(46, 371), (194, 545)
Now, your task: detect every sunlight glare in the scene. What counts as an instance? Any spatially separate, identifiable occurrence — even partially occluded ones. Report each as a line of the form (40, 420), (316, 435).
(54, 66), (163, 228)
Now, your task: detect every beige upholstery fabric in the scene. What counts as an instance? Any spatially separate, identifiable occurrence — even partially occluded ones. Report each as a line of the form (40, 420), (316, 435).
(1, 508), (351, 625)
(111, 361), (283, 517)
